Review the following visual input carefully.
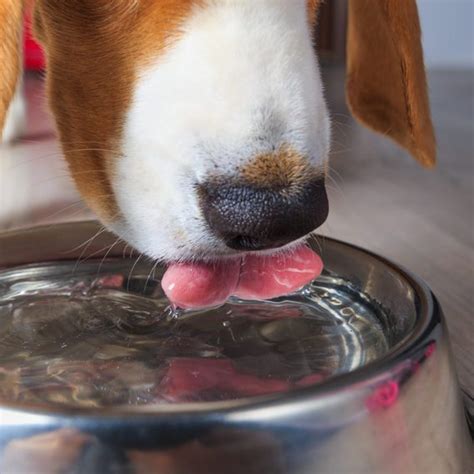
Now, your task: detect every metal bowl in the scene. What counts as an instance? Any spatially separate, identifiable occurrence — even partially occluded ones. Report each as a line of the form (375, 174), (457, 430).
(0, 222), (471, 474)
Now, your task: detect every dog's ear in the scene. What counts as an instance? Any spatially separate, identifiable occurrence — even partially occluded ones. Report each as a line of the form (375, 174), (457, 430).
(0, 0), (25, 140)
(346, 0), (436, 167)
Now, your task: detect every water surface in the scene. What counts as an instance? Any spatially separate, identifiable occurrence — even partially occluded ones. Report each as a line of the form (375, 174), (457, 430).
(0, 260), (392, 408)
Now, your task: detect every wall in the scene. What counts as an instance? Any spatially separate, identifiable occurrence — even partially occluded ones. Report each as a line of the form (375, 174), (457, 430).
(418, 0), (473, 68)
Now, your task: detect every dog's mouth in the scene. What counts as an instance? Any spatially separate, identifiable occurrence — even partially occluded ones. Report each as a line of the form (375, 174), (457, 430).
(161, 244), (323, 309)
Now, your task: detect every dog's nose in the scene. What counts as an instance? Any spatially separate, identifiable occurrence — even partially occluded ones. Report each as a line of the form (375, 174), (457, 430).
(199, 178), (328, 251)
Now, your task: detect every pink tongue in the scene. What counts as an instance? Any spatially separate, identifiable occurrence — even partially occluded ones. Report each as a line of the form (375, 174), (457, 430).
(162, 246), (323, 310)
(161, 259), (240, 310)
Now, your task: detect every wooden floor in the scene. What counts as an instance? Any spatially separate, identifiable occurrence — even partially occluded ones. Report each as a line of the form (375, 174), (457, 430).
(0, 68), (473, 398)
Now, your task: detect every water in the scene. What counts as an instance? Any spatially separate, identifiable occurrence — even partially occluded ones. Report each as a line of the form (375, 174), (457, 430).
(0, 260), (393, 409)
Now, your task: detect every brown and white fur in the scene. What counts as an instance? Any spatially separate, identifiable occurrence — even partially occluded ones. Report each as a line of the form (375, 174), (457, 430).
(0, 0), (435, 264)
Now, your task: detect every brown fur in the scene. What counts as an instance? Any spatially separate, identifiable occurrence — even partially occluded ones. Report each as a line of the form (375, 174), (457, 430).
(240, 145), (321, 191)
(33, 0), (202, 221)
(346, 0), (436, 167)
(0, 0), (23, 135)
(307, 0), (322, 26)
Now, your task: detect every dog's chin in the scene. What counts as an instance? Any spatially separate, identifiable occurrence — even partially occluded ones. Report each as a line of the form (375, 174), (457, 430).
(110, 228), (235, 264)
(111, 218), (316, 265)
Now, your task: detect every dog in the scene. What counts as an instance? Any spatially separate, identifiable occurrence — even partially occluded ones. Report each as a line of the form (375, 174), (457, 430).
(0, 0), (435, 307)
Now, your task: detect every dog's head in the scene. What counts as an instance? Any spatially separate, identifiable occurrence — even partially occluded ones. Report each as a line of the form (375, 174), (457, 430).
(0, 0), (435, 265)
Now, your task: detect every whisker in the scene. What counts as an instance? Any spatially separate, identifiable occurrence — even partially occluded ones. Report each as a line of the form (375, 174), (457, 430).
(127, 254), (143, 291)
(64, 226), (109, 255)
(318, 233), (328, 259)
(34, 175), (118, 187)
(311, 234), (323, 255)
(55, 168), (120, 176)
(71, 227), (109, 274)
(144, 259), (160, 293)
(8, 152), (65, 171)
(122, 244), (130, 260)
(327, 165), (345, 183)
(325, 176), (344, 197)
(75, 241), (120, 271)
(96, 237), (124, 276)
(8, 148), (124, 172)
(42, 200), (87, 221)
(68, 212), (120, 272)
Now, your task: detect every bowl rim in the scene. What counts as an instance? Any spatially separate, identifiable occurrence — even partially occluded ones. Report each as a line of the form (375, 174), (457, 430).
(0, 221), (438, 420)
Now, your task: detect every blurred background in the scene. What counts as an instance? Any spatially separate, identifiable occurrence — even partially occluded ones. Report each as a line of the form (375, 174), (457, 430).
(0, 1), (472, 400)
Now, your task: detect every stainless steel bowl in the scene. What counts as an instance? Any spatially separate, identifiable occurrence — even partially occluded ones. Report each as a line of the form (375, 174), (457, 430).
(0, 222), (471, 474)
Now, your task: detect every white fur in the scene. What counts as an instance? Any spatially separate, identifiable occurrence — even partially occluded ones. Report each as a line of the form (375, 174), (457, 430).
(112, 0), (330, 262)
(2, 79), (27, 143)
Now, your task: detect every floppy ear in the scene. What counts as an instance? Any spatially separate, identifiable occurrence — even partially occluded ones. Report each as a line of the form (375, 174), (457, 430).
(346, 0), (436, 167)
(0, 0), (25, 140)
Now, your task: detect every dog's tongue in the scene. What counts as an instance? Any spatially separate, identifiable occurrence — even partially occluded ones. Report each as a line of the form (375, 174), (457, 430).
(162, 246), (323, 310)
(162, 259), (241, 310)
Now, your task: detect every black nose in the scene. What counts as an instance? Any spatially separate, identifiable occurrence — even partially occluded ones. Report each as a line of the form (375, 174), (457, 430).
(199, 178), (328, 251)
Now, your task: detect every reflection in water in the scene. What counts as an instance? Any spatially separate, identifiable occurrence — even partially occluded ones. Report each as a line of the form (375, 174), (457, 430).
(0, 260), (393, 408)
